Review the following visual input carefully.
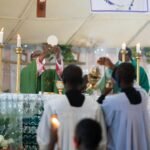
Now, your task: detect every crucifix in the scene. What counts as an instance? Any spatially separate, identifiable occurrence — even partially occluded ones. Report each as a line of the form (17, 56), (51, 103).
(37, 0), (46, 17)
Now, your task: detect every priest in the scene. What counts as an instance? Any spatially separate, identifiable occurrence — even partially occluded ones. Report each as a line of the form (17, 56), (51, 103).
(97, 47), (149, 93)
(20, 43), (63, 93)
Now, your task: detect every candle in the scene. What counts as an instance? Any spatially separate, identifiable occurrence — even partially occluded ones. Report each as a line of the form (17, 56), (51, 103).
(17, 34), (21, 48)
(122, 42), (126, 50)
(136, 43), (141, 53)
(51, 114), (60, 129)
(0, 28), (4, 44)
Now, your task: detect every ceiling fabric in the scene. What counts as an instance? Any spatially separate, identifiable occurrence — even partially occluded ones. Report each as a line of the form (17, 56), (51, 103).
(0, 0), (150, 48)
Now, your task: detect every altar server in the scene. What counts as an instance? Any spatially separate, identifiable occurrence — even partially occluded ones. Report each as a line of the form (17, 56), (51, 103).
(102, 63), (150, 150)
(97, 47), (149, 93)
(37, 64), (107, 150)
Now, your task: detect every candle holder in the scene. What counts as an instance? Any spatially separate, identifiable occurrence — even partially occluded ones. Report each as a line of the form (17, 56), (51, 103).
(86, 66), (101, 91)
(120, 49), (128, 62)
(136, 53), (141, 85)
(15, 47), (22, 93)
(105, 80), (113, 89)
(0, 44), (4, 93)
(56, 80), (64, 94)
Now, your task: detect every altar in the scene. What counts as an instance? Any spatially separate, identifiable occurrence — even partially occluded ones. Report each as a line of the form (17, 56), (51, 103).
(0, 93), (150, 149)
(0, 93), (58, 150)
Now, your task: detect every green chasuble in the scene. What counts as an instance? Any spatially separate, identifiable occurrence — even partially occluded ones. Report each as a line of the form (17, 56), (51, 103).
(20, 60), (60, 93)
(98, 59), (149, 93)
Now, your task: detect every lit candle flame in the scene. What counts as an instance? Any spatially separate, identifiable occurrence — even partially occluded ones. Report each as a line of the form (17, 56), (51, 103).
(136, 43), (141, 54)
(122, 42), (126, 50)
(51, 114), (60, 129)
(17, 34), (21, 47)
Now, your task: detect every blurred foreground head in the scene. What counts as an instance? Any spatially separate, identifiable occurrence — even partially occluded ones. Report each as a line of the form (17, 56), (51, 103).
(74, 119), (102, 150)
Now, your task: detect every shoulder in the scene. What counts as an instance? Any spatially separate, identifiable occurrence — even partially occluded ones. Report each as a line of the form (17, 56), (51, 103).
(103, 93), (126, 106)
(134, 86), (149, 100)
(44, 94), (66, 109)
(84, 95), (100, 108)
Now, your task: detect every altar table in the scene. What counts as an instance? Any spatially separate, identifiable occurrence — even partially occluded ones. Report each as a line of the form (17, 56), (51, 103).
(0, 93), (150, 150)
(0, 93), (58, 150)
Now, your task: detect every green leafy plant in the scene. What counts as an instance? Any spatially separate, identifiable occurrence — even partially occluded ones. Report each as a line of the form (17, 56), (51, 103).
(59, 45), (75, 63)
(0, 113), (22, 149)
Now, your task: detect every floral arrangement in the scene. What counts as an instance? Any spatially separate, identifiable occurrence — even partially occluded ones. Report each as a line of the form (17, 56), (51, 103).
(0, 135), (14, 149)
(0, 114), (22, 149)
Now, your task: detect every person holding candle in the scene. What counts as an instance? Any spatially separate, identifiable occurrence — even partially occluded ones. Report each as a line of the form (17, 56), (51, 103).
(97, 47), (149, 94)
(20, 43), (63, 93)
(37, 64), (107, 150)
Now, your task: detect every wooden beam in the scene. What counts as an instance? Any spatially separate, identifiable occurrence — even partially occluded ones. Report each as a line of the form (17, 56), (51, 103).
(37, 0), (46, 17)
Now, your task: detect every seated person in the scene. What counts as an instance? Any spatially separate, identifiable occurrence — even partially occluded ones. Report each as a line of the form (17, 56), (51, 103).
(20, 44), (63, 93)
(97, 47), (149, 93)
(37, 64), (107, 150)
(102, 63), (149, 150)
(74, 118), (102, 150)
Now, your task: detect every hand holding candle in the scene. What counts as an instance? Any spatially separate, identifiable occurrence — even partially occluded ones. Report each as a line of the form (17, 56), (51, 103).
(51, 114), (60, 129)
(0, 28), (4, 44)
(17, 34), (21, 48)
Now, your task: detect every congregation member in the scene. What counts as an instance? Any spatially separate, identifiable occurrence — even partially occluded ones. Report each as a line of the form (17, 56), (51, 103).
(102, 63), (149, 150)
(97, 47), (149, 93)
(20, 43), (63, 93)
(74, 118), (102, 150)
(37, 64), (107, 150)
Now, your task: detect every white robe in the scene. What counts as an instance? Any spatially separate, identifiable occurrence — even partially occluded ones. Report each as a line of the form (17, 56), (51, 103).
(102, 86), (150, 150)
(37, 94), (107, 150)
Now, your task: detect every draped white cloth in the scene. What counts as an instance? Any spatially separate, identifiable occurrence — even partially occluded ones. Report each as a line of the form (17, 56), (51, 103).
(102, 86), (150, 150)
(37, 94), (107, 150)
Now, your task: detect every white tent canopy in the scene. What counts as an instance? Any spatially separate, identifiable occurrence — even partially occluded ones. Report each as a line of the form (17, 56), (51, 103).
(1, 0), (150, 48)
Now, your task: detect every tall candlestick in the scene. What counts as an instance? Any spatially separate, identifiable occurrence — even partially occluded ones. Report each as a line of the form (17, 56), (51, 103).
(17, 34), (21, 48)
(0, 44), (4, 93)
(0, 28), (4, 44)
(16, 47), (22, 93)
(136, 43), (141, 85)
(121, 42), (127, 62)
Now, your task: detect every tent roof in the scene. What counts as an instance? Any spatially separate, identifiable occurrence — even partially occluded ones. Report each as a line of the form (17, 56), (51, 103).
(0, 0), (150, 48)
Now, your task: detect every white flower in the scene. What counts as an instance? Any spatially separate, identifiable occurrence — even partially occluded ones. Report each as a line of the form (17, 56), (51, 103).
(0, 135), (4, 144)
(8, 138), (14, 144)
(1, 140), (8, 149)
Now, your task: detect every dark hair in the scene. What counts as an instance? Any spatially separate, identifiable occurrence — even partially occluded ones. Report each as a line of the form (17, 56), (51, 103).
(62, 64), (83, 87)
(119, 47), (132, 59)
(115, 63), (136, 84)
(75, 119), (102, 149)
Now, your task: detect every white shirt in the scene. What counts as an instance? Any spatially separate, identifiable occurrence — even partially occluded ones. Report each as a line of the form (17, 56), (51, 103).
(37, 94), (107, 150)
(102, 86), (150, 150)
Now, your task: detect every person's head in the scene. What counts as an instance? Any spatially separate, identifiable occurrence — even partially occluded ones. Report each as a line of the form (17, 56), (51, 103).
(74, 119), (102, 150)
(62, 64), (83, 91)
(118, 47), (132, 62)
(112, 63), (136, 89)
